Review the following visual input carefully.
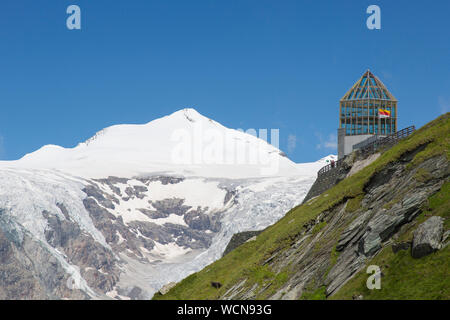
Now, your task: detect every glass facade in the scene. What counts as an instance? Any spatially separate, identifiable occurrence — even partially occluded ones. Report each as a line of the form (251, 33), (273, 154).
(339, 70), (397, 137)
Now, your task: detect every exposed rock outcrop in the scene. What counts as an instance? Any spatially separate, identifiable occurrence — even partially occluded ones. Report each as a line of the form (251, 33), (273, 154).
(0, 225), (89, 300)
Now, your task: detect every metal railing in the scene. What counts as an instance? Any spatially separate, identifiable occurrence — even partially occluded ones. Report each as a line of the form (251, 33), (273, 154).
(317, 125), (415, 177)
(358, 125), (415, 155)
(317, 158), (344, 176)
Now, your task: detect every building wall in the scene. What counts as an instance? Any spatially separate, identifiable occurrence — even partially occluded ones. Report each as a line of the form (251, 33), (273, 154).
(338, 128), (346, 159)
(338, 133), (373, 159)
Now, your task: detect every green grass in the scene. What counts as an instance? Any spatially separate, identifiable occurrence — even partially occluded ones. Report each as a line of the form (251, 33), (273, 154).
(427, 181), (450, 228)
(346, 194), (364, 213)
(247, 265), (275, 285)
(330, 246), (449, 300)
(413, 168), (433, 183)
(154, 113), (450, 300)
(312, 221), (327, 234)
(329, 245), (340, 267)
(300, 286), (327, 300)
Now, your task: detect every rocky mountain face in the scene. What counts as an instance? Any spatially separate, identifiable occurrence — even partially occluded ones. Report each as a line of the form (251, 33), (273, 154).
(0, 109), (331, 299)
(155, 113), (449, 300)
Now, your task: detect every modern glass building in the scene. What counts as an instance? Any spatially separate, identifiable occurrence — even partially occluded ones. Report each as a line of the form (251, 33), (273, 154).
(338, 70), (398, 159)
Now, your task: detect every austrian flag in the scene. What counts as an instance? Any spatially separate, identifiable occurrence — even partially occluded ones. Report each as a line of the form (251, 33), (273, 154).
(378, 109), (391, 118)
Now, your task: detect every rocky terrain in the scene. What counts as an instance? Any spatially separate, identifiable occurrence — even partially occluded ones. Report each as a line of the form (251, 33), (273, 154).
(155, 113), (449, 300)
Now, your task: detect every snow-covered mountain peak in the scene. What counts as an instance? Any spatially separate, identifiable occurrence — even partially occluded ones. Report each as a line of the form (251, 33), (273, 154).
(2, 108), (309, 179)
(145, 108), (218, 128)
(170, 108), (209, 123)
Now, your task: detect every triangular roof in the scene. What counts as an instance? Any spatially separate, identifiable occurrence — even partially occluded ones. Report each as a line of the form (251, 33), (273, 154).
(340, 70), (397, 102)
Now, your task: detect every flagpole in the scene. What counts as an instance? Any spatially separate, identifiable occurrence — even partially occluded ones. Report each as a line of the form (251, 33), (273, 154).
(378, 110), (380, 136)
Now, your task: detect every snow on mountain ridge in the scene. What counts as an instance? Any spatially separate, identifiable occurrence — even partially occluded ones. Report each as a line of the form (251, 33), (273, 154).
(4, 108), (301, 179)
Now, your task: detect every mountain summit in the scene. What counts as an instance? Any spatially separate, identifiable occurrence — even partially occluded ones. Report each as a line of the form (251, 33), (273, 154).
(3, 108), (307, 179)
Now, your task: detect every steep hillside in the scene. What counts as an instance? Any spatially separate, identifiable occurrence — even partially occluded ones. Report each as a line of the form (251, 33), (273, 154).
(154, 113), (449, 300)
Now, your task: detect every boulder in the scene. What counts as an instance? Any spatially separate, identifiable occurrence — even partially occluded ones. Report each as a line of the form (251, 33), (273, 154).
(411, 216), (444, 258)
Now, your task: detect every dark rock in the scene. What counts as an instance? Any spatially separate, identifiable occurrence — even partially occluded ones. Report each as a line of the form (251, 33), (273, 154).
(83, 185), (116, 209)
(164, 223), (213, 249)
(93, 177), (129, 197)
(128, 286), (143, 300)
(82, 198), (117, 244)
(222, 231), (264, 257)
(134, 186), (148, 199)
(95, 176), (129, 185)
(224, 189), (237, 205)
(150, 198), (192, 216)
(42, 210), (81, 248)
(125, 187), (135, 198)
(184, 209), (211, 231)
(358, 212), (403, 256)
(123, 185), (148, 199)
(137, 208), (166, 219)
(56, 203), (71, 221)
(136, 176), (184, 185)
(302, 219), (316, 232)
(128, 221), (172, 245)
(392, 241), (411, 253)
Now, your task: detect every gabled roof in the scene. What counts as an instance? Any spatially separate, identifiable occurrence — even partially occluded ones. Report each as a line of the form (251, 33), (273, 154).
(340, 70), (397, 102)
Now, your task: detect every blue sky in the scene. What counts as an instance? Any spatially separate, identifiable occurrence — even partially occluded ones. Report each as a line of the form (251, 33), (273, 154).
(0, 0), (449, 163)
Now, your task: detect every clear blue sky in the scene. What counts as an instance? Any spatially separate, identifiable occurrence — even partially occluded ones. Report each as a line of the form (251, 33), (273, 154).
(0, 0), (449, 163)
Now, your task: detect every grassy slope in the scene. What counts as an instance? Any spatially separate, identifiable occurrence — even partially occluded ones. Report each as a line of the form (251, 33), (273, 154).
(154, 113), (450, 300)
(331, 181), (450, 300)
